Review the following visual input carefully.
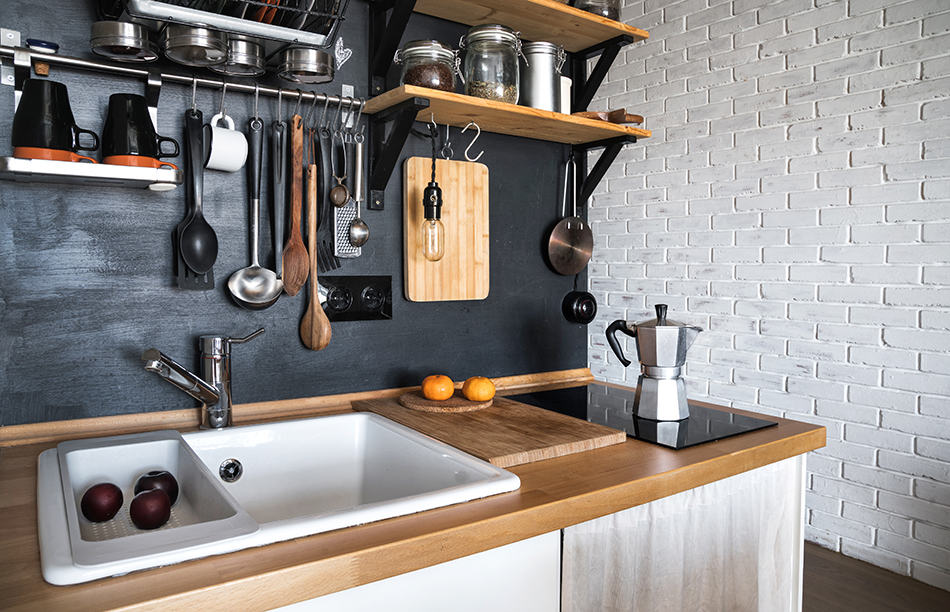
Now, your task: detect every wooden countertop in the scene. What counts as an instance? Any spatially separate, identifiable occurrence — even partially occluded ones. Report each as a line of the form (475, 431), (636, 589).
(0, 381), (824, 611)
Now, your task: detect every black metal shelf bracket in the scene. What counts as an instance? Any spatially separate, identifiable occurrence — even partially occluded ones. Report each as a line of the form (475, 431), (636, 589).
(369, 0), (418, 97)
(570, 34), (635, 113)
(368, 96), (430, 211)
(571, 135), (637, 207)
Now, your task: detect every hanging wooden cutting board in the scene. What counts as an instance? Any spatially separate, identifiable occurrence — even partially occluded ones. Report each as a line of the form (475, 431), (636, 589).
(353, 396), (626, 468)
(403, 157), (489, 302)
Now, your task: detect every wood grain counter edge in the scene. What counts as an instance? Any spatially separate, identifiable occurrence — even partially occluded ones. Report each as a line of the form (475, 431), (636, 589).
(0, 376), (825, 612)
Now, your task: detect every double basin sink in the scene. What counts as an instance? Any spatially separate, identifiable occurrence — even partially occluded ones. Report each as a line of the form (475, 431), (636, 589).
(38, 412), (521, 585)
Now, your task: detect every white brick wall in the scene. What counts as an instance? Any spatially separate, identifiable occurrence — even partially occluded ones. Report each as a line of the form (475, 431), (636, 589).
(589, 0), (950, 591)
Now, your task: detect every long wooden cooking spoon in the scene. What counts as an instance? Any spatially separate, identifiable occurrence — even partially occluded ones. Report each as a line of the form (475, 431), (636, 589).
(300, 143), (331, 351)
(281, 114), (309, 296)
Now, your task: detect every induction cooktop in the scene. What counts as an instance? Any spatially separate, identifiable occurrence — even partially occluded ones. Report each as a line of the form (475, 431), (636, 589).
(507, 384), (777, 450)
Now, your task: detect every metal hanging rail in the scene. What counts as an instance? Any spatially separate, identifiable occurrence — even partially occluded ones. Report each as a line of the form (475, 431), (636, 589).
(0, 46), (364, 109)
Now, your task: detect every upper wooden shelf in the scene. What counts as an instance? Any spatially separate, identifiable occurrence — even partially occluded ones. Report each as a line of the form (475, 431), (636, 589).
(412, 0), (649, 53)
(365, 85), (651, 145)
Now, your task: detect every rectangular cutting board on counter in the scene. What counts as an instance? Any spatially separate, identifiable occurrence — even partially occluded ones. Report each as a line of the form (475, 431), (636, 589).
(403, 157), (490, 302)
(353, 397), (626, 468)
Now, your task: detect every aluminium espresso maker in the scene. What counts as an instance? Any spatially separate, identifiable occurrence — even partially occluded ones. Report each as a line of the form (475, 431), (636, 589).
(606, 304), (702, 421)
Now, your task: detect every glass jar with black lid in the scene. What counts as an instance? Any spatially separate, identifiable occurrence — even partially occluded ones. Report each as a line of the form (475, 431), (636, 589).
(395, 40), (460, 92)
(460, 24), (523, 104)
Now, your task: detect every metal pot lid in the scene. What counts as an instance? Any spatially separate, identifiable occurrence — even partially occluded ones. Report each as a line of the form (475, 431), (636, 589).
(90, 21), (158, 63)
(522, 41), (563, 54)
(634, 304), (703, 330)
(210, 36), (265, 77)
(278, 47), (334, 84)
(396, 40), (455, 63)
(462, 24), (519, 46)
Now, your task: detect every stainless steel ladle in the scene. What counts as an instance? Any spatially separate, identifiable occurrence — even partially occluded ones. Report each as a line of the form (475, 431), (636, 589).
(228, 86), (283, 310)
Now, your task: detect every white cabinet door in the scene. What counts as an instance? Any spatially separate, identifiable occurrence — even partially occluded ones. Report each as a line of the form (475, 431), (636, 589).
(562, 455), (807, 612)
(274, 531), (561, 612)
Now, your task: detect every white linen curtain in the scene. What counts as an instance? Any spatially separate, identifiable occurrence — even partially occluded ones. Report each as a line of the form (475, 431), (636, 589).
(562, 455), (805, 612)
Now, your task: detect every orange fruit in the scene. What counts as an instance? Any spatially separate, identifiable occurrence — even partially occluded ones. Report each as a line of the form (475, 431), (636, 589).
(462, 376), (496, 402)
(421, 374), (454, 401)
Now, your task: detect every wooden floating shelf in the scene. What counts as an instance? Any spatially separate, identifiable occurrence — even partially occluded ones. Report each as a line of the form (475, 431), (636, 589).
(365, 85), (651, 146)
(0, 157), (182, 190)
(412, 0), (649, 53)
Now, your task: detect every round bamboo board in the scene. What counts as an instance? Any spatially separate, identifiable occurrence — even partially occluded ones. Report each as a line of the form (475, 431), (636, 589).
(398, 391), (493, 413)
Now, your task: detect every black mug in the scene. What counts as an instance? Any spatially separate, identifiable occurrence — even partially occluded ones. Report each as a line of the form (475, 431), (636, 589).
(12, 78), (100, 162)
(101, 93), (180, 168)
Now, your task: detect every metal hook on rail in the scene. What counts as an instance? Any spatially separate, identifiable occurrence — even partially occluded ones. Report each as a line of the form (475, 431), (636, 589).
(292, 88), (304, 118)
(277, 88), (283, 123)
(218, 82), (228, 117)
(191, 78), (197, 112)
(305, 92), (319, 128)
(462, 120), (483, 162)
(253, 83), (259, 118)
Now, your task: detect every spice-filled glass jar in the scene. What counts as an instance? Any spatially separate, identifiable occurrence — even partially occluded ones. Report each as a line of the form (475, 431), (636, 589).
(576, 0), (621, 21)
(461, 24), (522, 104)
(395, 40), (460, 92)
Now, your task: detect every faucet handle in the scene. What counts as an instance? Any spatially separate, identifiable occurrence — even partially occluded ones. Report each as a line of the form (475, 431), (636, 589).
(228, 328), (265, 345)
(199, 328), (265, 357)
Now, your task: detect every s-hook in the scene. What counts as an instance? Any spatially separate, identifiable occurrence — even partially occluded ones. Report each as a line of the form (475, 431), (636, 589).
(441, 123), (453, 160)
(190, 78), (197, 112)
(462, 121), (483, 162)
(218, 82), (228, 117)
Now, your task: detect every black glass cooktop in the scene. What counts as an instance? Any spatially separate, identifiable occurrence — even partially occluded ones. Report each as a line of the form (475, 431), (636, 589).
(507, 384), (777, 450)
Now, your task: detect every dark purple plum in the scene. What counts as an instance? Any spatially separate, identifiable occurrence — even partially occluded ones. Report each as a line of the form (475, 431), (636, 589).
(134, 470), (179, 506)
(129, 489), (171, 530)
(80, 482), (123, 522)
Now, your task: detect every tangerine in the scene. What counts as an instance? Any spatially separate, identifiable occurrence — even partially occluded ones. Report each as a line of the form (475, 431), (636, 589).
(462, 376), (496, 402)
(421, 374), (454, 401)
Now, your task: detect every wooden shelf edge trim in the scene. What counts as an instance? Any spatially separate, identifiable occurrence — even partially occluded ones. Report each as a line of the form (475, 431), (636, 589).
(411, 0), (649, 52)
(0, 368), (593, 447)
(365, 85), (652, 142)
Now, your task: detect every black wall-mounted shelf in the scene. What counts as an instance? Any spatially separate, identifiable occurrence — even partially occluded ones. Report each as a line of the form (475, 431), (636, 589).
(365, 0), (650, 209)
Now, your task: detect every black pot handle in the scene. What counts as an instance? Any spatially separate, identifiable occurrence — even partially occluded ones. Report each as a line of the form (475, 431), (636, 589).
(156, 135), (181, 159)
(72, 126), (100, 152)
(606, 320), (636, 367)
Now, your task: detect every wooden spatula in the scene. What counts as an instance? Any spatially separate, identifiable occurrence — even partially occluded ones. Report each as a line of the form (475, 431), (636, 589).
(281, 114), (310, 296)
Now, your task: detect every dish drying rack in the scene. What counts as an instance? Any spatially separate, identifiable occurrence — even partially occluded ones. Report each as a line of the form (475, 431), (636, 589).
(123, 0), (349, 50)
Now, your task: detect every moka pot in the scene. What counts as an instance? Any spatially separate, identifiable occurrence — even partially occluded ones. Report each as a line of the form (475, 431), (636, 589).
(605, 304), (702, 421)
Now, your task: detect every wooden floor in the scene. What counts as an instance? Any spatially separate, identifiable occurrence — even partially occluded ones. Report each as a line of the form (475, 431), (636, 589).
(804, 542), (950, 612)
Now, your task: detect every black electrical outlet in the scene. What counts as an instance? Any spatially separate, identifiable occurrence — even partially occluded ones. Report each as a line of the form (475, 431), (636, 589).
(320, 276), (392, 322)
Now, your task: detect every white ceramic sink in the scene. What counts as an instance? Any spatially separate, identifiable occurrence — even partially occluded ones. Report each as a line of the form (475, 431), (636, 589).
(183, 413), (521, 544)
(38, 413), (520, 585)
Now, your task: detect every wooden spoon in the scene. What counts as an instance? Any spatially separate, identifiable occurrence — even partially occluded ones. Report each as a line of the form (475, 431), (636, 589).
(281, 114), (309, 296)
(300, 159), (332, 350)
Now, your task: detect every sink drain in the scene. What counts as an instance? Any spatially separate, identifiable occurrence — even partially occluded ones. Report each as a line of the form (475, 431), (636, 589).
(219, 458), (243, 482)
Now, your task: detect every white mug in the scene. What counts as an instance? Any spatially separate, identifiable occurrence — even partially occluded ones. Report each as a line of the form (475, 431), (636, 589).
(203, 112), (247, 172)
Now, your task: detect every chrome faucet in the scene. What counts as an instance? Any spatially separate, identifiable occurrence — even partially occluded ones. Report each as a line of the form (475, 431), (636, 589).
(143, 328), (264, 429)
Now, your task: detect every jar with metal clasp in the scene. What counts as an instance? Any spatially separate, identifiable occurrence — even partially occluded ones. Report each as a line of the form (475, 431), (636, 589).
(394, 40), (462, 92)
(460, 24), (524, 104)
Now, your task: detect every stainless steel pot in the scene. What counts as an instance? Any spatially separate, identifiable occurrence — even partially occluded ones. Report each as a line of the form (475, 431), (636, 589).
(90, 21), (158, 63)
(162, 25), (227, 67)
(277, 47), (335, 84)
(210, 36), (265, 77)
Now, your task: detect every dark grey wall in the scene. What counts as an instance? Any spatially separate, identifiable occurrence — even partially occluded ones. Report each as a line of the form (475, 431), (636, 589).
(0, 1), (586, 426)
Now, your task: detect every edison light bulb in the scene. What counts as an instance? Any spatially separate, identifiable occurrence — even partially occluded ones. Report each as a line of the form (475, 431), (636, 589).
(422, 218), (445, 261)
(421, 180), (445, 262)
